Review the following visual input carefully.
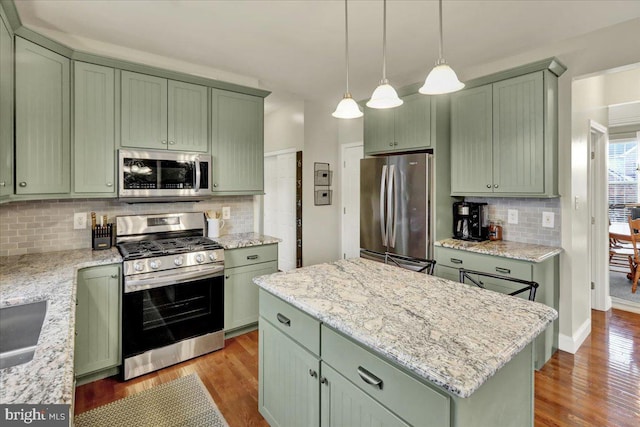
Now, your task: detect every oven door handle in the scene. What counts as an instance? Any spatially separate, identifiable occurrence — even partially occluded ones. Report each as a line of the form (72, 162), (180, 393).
(195, 158), (201, 192)
(124, 265), (224, 293)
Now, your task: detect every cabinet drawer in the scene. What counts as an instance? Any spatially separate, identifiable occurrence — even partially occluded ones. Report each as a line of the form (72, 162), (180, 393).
(225, 244), (277, 268)
(259, 290), (320, 356)
(435, 247), (532, 281)
(321, 326), (450, 427)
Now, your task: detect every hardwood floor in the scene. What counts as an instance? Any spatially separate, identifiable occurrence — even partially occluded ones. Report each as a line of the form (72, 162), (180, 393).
(76, 309), (640, 426)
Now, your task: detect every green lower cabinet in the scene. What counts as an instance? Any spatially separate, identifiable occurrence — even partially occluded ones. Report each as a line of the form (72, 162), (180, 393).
(224, 261), (277, 332)
(258, 318), (320, 427)
(0, 15), (13, 200)
(320, 362), (410, 427)
(74, 265), (121, 379)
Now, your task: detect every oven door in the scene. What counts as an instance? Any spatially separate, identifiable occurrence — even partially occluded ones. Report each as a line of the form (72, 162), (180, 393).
(122, 270), (224, 358)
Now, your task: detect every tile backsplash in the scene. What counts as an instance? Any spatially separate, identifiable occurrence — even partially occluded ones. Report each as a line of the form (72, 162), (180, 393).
(466, 197), (561, 247)
(0, 197), (255, 257)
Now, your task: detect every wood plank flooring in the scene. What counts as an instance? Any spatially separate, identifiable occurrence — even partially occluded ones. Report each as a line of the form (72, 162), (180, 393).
(76, 309), (640, 426)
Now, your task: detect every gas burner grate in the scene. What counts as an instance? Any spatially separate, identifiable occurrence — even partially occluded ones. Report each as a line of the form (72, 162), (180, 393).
(117, 236), (222, 260)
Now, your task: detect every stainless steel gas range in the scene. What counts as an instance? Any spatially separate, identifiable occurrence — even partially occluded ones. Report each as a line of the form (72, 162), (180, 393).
(116, 212), (225, 380)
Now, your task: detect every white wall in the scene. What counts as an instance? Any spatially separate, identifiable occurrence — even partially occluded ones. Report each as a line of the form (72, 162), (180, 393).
(264, 94), (304, 153)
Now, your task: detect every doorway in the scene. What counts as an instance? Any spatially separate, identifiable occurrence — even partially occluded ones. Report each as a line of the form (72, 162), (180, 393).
(340, 143), (363, 259)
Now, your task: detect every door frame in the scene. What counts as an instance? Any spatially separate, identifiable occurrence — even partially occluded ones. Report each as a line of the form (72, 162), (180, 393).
(589, 120), (610, 311)
(340, 142), (364, 260)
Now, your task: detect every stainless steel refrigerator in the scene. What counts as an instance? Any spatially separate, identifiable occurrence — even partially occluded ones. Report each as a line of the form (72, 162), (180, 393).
(360, 153), (433, 269)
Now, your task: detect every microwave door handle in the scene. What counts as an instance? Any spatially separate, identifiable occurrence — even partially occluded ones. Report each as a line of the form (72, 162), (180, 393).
(380, 165), (388, 246)
(388, 164), (396, 248)
(195, 158), (201, 191)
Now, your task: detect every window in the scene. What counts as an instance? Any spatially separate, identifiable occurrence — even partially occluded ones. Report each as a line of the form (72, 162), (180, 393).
(608, 137), (640, 223)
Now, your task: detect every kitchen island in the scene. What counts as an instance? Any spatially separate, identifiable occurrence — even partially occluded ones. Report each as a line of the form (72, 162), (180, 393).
(253, 258), (557, 427)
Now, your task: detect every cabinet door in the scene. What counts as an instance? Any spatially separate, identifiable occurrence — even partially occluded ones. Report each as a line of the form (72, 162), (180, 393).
(0, 17), (13, 198)
(167, 80), (208, 152)
(259, 318), (320, 427)
(211, 89), (264, 193)
(75, 265), (121, 377)
(74, 62), (116, 194)
(363, 106), (394, 155)
(434, 265), (461, 283)
(493, 72), (544, 194)
(394, 93), (431, 151)
(15, 37), (70, 195)
(450, 85), (493, 195)
(121, 71), (167, 149)
(225, 261), (277, 331)
(320, 363), (410, 427)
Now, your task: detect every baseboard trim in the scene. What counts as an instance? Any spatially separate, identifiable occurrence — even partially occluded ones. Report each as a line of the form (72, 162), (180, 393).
(611, 297), (640, 314)
(558, 317), (591, 354)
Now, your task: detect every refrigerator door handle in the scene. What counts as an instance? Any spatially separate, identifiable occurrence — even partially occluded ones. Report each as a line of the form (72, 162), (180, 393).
(388, 164), (396, 248)
(380, 165), (388, 246)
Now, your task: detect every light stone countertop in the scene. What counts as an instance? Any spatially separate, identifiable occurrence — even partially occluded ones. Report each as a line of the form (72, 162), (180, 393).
(0, 248), (122, 405)
(435, 239), (562, 263)
(253, 258), (557, 398)
(214, 232), (281, 249)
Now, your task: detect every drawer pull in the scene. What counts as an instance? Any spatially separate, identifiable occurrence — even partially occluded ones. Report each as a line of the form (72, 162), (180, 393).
(309, 369), (318, 378)
(276, 313), (291, 327)
(357, 366), (383, 390)
(495, 267), (511, 274)
(247, 255), (259, 260)
(320, 376), (328, 385)
(450, 258), (463, 264)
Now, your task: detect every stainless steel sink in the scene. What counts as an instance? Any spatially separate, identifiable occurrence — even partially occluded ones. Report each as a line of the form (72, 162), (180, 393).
(0, 300), (47, 369)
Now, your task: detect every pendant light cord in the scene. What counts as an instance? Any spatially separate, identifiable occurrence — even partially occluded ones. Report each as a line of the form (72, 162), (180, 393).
(438, 0), (444, 61)
(344, 0), (350, 93)
(382, 0), (387, 81)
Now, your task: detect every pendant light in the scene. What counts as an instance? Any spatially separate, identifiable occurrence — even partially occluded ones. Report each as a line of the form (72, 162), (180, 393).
(333, 0), (363, 119)
(419, 0), (464, 95)
(367, 0), (403, 109)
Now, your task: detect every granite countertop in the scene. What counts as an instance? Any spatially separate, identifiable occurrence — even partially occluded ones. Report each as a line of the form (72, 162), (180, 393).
(0, 248), (122, 405)
(253, 258), (557, 398)
(214, 232), (281, 249)
(435, 239), (562, 263)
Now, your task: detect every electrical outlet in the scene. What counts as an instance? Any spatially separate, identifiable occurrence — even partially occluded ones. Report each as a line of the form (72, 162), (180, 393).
(74, 212), (87, 229)
(507, 209), (518, 225)
(222, 206), (231, 219)
(542, 212), (555, 228)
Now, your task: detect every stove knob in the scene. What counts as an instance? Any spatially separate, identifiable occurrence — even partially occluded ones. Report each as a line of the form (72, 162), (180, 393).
(134, 262), (144, 272)
(149, 260), (161, 269)
(209, 253), (217, 261)
(195, 254), (205, 263)
(174, 256), (184, 266)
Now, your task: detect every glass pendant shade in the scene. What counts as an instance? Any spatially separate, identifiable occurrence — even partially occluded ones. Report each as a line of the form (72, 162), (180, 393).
(332, 93), (363, 119)
(419, 61), (465, 95)
(367, 80), (403, 109)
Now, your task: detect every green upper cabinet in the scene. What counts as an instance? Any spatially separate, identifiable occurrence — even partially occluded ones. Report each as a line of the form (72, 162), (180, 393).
(73, 61), (116, 195)
(121, 71), (208, 152)
(15, 37), (70, 195)
(450, 85), (493, 194)
(451, 70), (558, 197)
(211, 89), (264, 194)
(364, 93), (432, 156)
(0, 16), (13, 199)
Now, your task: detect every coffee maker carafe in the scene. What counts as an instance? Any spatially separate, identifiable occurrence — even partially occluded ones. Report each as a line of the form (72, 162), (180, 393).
(453, 202), (489, 241)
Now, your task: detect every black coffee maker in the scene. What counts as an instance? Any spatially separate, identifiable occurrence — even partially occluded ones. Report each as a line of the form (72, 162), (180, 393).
(452, 202), (489, 241)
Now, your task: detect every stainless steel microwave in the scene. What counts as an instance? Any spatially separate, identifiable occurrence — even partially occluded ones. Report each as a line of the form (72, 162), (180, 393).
(118, 149), (211, 201)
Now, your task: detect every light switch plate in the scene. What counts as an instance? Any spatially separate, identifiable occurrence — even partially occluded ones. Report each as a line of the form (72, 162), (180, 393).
(542, 212), (554, 228)
(508, 209), (518, 224)
(222, 206), (230, 219)
(74, 212), (87, 229)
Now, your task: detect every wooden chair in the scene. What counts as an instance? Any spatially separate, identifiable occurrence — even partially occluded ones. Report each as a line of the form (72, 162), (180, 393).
(628, 216), (640, 293)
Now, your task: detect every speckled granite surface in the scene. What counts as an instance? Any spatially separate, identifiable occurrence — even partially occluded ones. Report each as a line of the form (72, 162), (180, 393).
(214, 232), (281, 249)
(435, 239), (562, 263)
(253, 258), (557, 398)
(0, 248), (122, 405)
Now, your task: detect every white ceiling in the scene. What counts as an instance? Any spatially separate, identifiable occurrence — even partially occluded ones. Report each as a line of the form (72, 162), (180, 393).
(13, 0), (640, 107)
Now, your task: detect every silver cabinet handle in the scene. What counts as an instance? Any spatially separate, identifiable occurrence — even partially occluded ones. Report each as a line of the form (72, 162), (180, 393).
(357, 366), (383, 390)
(320, 376), (328, 385)
(225, 275), (230, 279)
(161, 140), (167, 145)
(110, 274), (118, 278)
(494, 184), (499, 188)
(486, 184), (491, 188)
(213, 183), (218, 188)
(450, 258), (463, 264)
(169, 141), (175, 145)
(393, 142), (398, 146)
(276, 313), (291, 327)
(106, 182), (113, 187)
(309, 369), (318, 378)
(0, 182), (5, 187)
(495, 267), (511, 274)
(19, 182), (27, 187)
(247, 255), (259, 260)
(389, 142), (394, 147)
